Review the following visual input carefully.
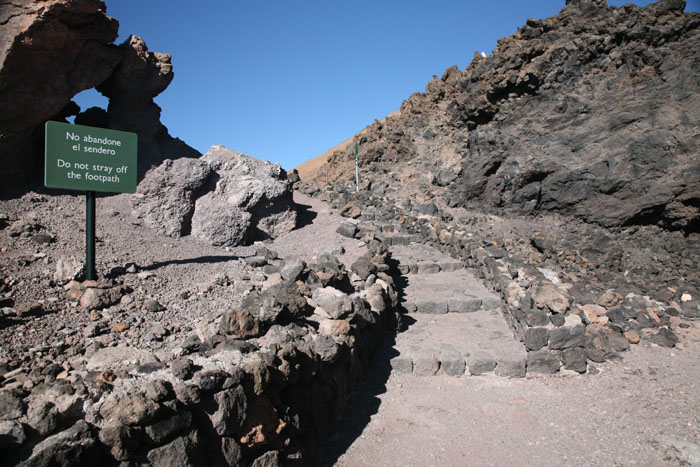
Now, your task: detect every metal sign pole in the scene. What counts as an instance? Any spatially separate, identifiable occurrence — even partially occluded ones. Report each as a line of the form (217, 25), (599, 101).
(355, 142), (359, 192)
(86, 190), (96, 280)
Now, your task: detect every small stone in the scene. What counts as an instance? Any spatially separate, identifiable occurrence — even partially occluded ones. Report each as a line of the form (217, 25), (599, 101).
(390, 356), (413, 374)
(624, 330), (641, 344)
(97, 370), (118, 383)
(526, 351), (561, 373)
(415, 299), (448, 314)
(549, 325), (585, 350)
(534, 283), (569, 314)
(314, 335), (339, 362)
(439, 352), (466, 376)
(336, 221), (358, 238)
(561, 348), (587, 373)
(80, 286), (124, 310)
(111, 321), (130, 333)
(15, 301), (44, 317)
(525, 327), (549, 351)
(312, 286), (352, 319)
(467, 353), (497, 375)
(414, 355), (440, 376)
(99, 394), (162, 426)
(32, 233), (55, 244)
(649, 328), (678, 348)
(171, 358), (195, 380)
(0, 420), (26, 448)
(597, 291), (623, 308)
(318, 319), (351, 337)
(145, 299), (165, 313)
(681, 293), (692, 302)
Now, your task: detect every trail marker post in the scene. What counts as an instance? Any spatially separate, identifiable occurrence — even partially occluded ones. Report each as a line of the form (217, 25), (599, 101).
(45, 121), (137, 280)
(355, 142), (359, 192)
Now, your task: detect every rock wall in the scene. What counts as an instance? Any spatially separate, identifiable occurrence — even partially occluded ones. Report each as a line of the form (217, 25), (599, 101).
(3, 247), (399, 466)
(131, 146), (297, 247)
(0, 0), (198, 187)
(313, 0), (700, 233)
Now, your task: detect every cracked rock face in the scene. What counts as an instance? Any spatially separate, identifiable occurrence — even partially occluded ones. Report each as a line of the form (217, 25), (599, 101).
(132, 145), (297, 247)
(313, 0), (700, 233)
(0, 0), (121, 182)
(0, 1), (199, 186)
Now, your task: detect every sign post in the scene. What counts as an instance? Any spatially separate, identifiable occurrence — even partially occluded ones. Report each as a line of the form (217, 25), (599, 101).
(45, 121), (137, 280)
(355, 142), (359, 193)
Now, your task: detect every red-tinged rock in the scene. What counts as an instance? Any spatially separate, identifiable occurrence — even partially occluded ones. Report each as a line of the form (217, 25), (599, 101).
(624, 330), (641, 344)
(111, 321), (130, 333)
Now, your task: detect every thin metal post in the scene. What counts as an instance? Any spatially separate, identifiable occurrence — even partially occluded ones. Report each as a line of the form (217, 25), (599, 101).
(86, 191), (96, 280)
(355, 142), (359, 192)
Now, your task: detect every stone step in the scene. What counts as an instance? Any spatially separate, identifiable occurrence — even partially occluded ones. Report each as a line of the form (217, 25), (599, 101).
(397, 270), (500, 313)
(380, 233), (420, 246)
(390, 311), (526, 378)
(402, 296), (501, 314)
(388, 241), (526, 378)
(396, 260), (463, 275)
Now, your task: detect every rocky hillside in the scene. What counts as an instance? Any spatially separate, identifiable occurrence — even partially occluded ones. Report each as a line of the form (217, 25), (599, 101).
(310, 0), (699, 233)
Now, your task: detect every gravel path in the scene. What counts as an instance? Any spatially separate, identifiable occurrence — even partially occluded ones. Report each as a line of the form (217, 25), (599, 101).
(324, 327), (700, 466)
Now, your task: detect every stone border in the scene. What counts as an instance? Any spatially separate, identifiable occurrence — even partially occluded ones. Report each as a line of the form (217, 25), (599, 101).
(305, 182), (684, 376)
(3, 243), (399, 466)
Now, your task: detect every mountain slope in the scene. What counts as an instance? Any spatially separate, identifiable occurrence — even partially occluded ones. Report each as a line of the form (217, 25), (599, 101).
(308, 0), (699, 233)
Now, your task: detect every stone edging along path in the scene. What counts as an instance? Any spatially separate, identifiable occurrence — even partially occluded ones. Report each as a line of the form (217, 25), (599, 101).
(306, 180), (689, 377)
(3, 186), (691, 466)
(4, 231), (401, 466)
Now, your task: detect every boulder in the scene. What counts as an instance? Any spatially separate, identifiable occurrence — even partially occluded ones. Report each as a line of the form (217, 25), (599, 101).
(131, 158), (212, 237)
(133, 146), (296, 247)
(192, 146), (296, 245)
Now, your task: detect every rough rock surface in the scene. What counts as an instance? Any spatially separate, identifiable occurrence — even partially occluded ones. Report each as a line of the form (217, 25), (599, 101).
(312, 0), (700, 233)
(0, 0), (121, 182)
(0, 1), (198, 187)
(93, 34), (200, 176)
(133, 145), (297, 247)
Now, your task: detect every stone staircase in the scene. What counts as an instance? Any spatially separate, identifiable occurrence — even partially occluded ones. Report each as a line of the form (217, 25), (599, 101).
(388, 242), (527, 377)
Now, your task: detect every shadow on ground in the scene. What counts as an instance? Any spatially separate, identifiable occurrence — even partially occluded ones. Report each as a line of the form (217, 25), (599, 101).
(294, 201), (318, 229)
(141, 255), (241, 271)
(320, 332), (398, 466)
(321, 257), (418, 465)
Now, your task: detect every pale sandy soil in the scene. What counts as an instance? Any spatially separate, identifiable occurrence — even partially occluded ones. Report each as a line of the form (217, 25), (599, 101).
(324, 327), (700, 467)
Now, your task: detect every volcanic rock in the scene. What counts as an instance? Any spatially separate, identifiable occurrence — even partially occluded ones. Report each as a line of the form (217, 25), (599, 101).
(0, 0), (121, 183)
(311, 0), (700, 233)
(132, 146), (296, 246)
(96, 34), (199, 174)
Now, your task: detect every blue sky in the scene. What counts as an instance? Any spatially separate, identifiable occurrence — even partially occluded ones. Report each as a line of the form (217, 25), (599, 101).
(74, 0), (699, 170)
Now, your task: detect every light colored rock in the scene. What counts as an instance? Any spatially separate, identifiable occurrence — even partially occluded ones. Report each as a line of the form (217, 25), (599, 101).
(131, 158), (212, 238)
(319, 319), (351, 337)
(191, 146), (296, 246)
(534, 282), (569, 314)
(312, 286), (352, 319)
(54, 257), (82, 282)
(86, 346), (158, 371)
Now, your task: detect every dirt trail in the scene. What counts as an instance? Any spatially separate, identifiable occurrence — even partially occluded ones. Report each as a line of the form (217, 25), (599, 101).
(324, 330), (700, 466)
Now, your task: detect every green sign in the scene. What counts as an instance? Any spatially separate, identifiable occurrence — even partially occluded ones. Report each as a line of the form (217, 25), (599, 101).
(44, 121), (137, 193)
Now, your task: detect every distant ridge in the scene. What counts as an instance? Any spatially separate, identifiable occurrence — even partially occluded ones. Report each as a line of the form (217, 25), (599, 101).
(295, 111), (400, 184)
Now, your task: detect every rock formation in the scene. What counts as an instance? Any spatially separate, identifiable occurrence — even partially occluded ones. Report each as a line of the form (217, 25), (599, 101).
(0, 0), (198, 187)
(0, 0), (121, 183)
(132, 146), (297, 247)
(312, 0), (699, 233)
(93, 34), (199, 176)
